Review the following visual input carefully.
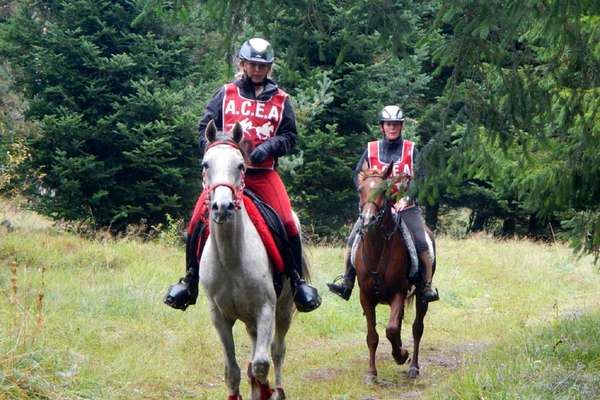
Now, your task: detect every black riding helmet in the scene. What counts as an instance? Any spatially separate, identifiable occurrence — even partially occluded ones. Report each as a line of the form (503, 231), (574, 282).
(378, 105), (405, 124)
(239, 37), (274, 64)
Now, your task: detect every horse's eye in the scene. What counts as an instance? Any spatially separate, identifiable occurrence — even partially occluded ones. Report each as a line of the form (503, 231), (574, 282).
(202, 161), (209, 169)
(238, 163), (245, 171)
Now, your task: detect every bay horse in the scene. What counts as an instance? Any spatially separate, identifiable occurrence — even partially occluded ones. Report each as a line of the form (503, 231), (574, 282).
(354, 165), (434, 382)
(199, 120), (295, 400)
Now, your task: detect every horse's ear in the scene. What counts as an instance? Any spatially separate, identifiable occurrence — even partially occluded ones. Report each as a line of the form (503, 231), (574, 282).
(205, 120), (217, 143)
(382, 163), (393, 180)
(231, 122), (243, 143)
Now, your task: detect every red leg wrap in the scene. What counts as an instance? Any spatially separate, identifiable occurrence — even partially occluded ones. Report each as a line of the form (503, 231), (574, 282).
(247, 363), (274, 400)
(258, 381), (274, 400)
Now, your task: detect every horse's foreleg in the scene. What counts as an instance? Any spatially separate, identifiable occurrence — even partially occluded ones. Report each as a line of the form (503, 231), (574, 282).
(408, 295), (429, 378)
(210, 308), (241, 397)
(360, 295), (378, 384)
(271, 301), (293, 399)
(387, 293), (409, 365)
(250, 303), (275, 389)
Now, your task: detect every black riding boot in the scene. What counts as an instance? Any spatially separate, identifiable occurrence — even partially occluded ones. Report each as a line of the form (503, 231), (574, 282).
(288, 236), (321, 312)
(327, 246), (356, 301)
(163, 221), (204, 311)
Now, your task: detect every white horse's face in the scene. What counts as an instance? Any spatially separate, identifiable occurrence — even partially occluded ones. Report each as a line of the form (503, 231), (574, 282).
(202, 144), (245, 224)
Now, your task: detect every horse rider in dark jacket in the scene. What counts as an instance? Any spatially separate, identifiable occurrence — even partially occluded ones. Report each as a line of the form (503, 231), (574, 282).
(165, 38), (321, 313)
(327, 105), (439, 303)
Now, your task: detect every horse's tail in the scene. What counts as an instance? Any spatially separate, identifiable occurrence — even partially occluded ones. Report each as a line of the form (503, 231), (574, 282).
(405, 286), (416, 312)
(301, 243), (311, 282)
(425, 225), (436, 277)
(293, 211), (311, 283)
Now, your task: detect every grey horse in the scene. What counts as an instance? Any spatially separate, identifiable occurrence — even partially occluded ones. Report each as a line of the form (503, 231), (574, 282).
(199, 120), (295, 400)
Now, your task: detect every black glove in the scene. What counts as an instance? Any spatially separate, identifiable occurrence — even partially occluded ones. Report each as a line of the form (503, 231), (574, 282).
(249, 145), (269, 164)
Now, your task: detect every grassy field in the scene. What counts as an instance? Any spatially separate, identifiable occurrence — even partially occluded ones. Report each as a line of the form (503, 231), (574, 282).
(1, 200), (600, 399)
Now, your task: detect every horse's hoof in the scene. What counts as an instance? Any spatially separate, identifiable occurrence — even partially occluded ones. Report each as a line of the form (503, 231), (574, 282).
(274, 387), (285, 399)
(393, 348), (409, 365)
(251, 358), (270, 382)
(364, 372), (377, 385)
(407, 366), (420, 379)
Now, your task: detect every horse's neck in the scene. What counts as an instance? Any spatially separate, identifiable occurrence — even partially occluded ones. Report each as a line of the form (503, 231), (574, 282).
(209, 205), (253, 263)
(362, 206), (395, 252)
(381, 206), (396, 233)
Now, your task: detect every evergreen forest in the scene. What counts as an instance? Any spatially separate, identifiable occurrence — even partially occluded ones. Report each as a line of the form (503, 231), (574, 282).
(1, 0), (599, 259)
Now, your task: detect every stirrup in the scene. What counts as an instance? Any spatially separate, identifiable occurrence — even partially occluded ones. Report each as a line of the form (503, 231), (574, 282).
(327, 275), (353, 301)
(328, 274), (347, 286)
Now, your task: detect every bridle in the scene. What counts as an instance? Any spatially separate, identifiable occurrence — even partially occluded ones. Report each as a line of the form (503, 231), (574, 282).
(203, 140), (245, 210)
(359, 200), (386, 231)
(358, 176), (400, 241)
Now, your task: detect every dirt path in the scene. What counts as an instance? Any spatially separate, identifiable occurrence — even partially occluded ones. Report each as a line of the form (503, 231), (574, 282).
(301, 336), (489, 399)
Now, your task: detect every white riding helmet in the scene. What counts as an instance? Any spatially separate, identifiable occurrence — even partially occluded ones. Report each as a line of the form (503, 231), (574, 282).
(239, 38), (274, 64)
(378, 105), (405, 123)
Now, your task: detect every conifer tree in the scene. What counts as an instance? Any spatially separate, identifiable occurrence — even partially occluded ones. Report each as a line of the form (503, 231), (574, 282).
(429, 0), (600, 257)
(1, 0), (207, 230)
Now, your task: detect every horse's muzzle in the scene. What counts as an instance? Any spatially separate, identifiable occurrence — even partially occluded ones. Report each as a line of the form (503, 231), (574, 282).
(360, 212), (377, 230)
(209, 185), (238, 223)
(211, 200), (236, 224)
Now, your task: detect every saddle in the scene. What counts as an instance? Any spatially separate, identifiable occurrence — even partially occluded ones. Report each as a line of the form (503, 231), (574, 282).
(186, 188), (289, 294)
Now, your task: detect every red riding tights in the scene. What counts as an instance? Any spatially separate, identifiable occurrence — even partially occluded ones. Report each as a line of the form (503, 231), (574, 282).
(244, 169), (299, 238)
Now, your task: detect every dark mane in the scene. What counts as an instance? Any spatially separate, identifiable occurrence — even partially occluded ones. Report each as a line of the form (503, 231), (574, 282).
(362, 168), (385, 178)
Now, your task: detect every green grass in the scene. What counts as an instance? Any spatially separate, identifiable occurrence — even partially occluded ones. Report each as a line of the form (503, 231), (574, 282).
(1, 201), (600, 399)
(435, 312), (600, 399)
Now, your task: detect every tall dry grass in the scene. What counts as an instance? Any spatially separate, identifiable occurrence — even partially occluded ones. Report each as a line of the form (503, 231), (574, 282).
(1, 199), (599, 399)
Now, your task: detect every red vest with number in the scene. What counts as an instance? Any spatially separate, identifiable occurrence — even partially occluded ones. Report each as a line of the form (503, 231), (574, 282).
(367, 139), (415, 180)
(222, 83), (288, 169)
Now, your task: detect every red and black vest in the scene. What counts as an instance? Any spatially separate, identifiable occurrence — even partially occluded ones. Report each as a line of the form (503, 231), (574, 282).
(222, 83), (288, 169)
(367, 139), (415, 179)
(367, 139), (416, 210)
